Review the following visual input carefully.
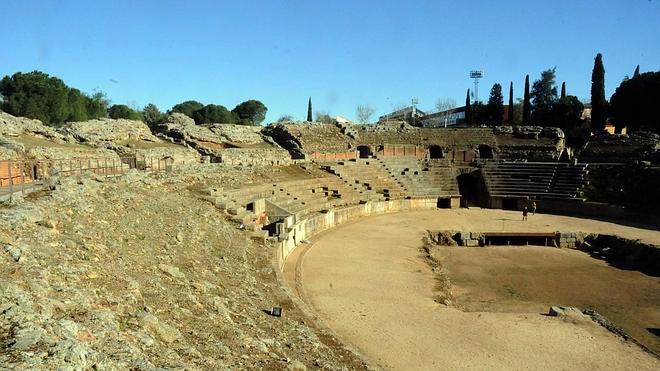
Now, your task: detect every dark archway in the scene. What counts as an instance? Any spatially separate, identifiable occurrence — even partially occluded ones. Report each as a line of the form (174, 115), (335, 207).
(357, 145), (372, 158)
(436, 198), (451, 208)
(478, 145), (494, 159)
(428, 145), (444, 159)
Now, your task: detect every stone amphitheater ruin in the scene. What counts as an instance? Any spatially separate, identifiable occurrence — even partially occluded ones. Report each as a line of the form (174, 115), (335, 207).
(1, 111), (659, 369)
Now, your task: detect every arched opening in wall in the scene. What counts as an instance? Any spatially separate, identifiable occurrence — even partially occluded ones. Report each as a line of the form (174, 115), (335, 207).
(457, 171), (488, 207)
(428, 145), (444, 159)
(478, 145), (494, 159)
(436, 198), (451, 208)
(357, 145), (372, 158)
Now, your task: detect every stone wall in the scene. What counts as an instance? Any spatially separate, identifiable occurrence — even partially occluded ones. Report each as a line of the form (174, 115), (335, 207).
(275, 198), (438, 270)
(376, 145), (426, 158)
(426, 230), (575, 248)
(265, 122), (568, 162)
(494, 126), (565, 161)
(580, 234), (660, 276)
(309, 151), (357, 161)
(263, 123), (353, 159)
(578, 132), (659, 163)
(355, 126), (498, 150)
(531, 197), (660, 225)
(584, 164), (660, 216)
(219, 147), (292, 166)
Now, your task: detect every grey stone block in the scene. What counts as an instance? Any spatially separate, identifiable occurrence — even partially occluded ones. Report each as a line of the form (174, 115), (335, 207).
(549, 306), (564, 316)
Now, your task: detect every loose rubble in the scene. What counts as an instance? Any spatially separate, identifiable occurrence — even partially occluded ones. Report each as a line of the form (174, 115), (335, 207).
(0, 168), (369, 369)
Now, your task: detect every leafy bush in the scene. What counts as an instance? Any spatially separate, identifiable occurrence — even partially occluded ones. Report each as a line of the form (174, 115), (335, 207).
(108, 104), (142, 120)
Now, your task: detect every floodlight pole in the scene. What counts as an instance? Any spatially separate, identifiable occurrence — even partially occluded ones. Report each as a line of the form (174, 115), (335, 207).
(411, 97), (418, 126)
(470, 70), (484, 104)
(474, 79), (479, 104)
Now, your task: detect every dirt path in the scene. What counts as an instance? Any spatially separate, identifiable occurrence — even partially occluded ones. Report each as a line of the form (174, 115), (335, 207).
(288, 209), (660, 370)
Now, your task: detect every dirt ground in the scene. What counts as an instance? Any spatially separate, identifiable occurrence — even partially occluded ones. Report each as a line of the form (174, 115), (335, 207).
(287, 209), (660, 370)
(441, 246), (660, 353)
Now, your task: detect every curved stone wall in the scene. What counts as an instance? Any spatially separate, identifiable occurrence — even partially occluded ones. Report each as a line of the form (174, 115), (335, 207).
(276, 198), (437, 270)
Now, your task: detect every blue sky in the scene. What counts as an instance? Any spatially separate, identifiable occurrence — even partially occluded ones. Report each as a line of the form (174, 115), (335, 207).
(1, 0), (659, 123)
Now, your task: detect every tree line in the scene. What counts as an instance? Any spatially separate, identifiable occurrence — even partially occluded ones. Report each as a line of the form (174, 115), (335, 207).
(465, 68), (583, 133)
(463, 54), (659, 135)
(0, 71), (267, 126)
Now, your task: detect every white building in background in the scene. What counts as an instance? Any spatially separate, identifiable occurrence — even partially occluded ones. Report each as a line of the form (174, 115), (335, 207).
(335, 115), (352, 124)
(419, 106), (468, 127)
(377, 106), (426, 125)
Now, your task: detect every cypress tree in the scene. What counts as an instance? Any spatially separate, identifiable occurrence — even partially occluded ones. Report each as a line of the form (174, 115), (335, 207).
(560, 82), (566, 99)
(633, 65), (640, 77)
(465, 89), (472, 126)
(307, 97), (313, 122)
(522, 75), (531, 125)
(591, 53), (607, 132)
(508, 81), (514, 125)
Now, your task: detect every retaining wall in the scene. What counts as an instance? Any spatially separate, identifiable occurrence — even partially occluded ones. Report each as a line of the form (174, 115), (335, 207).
(276, 198), (437, 270)
(538, 199), (660, 226)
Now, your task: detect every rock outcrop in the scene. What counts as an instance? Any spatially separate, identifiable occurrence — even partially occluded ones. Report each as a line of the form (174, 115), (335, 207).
(0, 112), (66, 140)
(60, 118), (159, 145)
(159, 114), (290, 164)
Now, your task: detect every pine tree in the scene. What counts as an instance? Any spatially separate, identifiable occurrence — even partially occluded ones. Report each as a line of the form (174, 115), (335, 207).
(522, 75), (531, 125)
(465, 89), (472, 126)
(633, 65), (640, 77)
(591, 53), (607, 132)
(485, 83), (504, 126)
(560, 82), (566, 99)
(307, 97), (313, 122)
(508, 82), (514, 125)
(530, 68), (558, 126)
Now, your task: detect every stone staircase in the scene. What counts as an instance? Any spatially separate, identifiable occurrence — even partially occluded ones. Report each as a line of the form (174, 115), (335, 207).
(376, 157), (460, 198)
(321, 159), (408, 201)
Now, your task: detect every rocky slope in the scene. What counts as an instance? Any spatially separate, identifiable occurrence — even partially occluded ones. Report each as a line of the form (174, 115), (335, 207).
(0, 164), (369, 370)
(0, 113), (200, 165)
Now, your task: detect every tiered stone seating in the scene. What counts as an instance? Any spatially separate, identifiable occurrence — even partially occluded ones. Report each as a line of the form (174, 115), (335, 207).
(482, 162), (587, 199)
(209, 176), (368, 227)
(322, 159), (408, 201)
(268, 177), (360, 218)
(549, 164), (589, 198)
(377, 157), (459, 198)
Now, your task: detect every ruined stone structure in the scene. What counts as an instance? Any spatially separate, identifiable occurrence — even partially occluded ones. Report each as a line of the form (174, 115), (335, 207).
(3, 112), (658, 218)
(1, 112), (659, 369)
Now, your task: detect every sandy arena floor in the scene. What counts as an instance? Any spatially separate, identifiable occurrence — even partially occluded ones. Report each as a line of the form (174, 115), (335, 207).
(284, 209), (660, 370)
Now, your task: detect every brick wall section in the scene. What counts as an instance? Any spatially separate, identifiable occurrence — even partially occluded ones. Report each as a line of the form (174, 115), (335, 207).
(310, 151), (357, 160)
(355, 127), (498, 149)
(0, 161), (31, 187)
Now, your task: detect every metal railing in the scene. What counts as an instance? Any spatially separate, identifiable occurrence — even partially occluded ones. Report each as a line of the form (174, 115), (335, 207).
(0, 155), (174, 198)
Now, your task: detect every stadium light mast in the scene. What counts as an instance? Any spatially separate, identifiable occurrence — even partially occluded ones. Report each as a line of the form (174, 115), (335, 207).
(411, 97), (419, 126)
(470, 70), (484, 103)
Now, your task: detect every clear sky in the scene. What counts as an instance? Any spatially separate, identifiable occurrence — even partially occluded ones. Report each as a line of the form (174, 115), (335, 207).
(1, 0), (659, 124)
